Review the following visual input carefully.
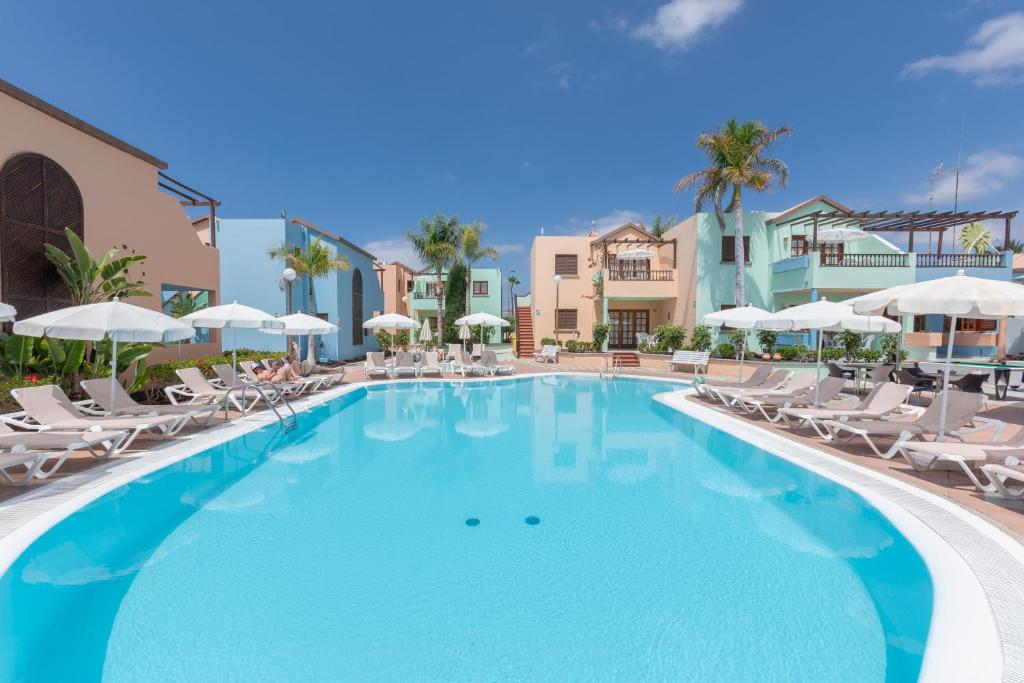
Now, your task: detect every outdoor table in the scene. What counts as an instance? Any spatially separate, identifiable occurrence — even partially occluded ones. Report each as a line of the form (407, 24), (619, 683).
(943, 361), (1024, 400)
(836, 361), (883, 394)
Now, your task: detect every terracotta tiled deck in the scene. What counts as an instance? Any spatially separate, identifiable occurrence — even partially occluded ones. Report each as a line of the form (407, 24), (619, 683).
(2, 359), (1022, 540)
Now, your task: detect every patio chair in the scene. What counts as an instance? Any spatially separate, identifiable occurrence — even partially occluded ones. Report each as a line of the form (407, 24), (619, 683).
(0, 421), (127, 485)
(980, 459), (1024, 500)
(392, 351), (419, 378)
(952, 372), (987, 394)
(482, 351), (515, 376)
(80, 378), (218, 431)
(778, 382), (913, 439)
(732, 376), (848, 423)
(419, 350), (443, 377)
(867, 364), (895, 389)
(8, 385), (183, 452)
(827, 362), (855, 381)
(364, 352), (389, 379)
(720, 372), (816, 411)
(706, 370), (791, 406)
(894, 368), (935, 405)
(693, 364), (772, 398)
(167, 367), (265, 414)
(822, 390), (989, 459)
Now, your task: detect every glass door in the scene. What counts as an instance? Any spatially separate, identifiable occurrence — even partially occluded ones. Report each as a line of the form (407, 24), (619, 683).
(609, 310), (649, 348)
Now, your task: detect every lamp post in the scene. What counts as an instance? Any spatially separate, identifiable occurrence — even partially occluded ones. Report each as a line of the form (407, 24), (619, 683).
(281, 267), (296, 353)
(553, 274), (562, 344)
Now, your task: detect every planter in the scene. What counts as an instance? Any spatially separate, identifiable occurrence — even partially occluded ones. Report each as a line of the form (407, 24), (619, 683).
(772, 353), (782, 361)
(762, 353), (771, 361)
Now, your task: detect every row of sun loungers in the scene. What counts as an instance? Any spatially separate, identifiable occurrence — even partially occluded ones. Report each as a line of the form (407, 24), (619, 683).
(363, 350), (515, 379)
(696, 367), (1024, 501)
(0, 359), (350, 486)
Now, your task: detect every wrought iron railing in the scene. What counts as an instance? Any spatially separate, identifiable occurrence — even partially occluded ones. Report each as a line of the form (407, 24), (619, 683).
(413, 290), (443, 299)
(607, 269), (674, 281)
(916, 253), (1004, 268)
(819, 253), (909, 267)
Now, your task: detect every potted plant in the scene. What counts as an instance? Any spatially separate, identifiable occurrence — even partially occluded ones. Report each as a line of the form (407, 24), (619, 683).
(756, 329), (777, 361)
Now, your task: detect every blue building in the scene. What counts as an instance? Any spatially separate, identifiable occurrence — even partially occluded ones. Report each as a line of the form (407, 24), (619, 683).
(217, 216), (383, 361)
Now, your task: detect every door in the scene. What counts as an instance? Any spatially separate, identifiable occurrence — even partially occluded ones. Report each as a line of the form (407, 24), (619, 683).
(609, 310), (649, 348)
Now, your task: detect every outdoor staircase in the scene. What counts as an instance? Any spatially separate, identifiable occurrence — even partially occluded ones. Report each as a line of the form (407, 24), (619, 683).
(612, 351), (640, 368)
(515, 306), (535, 358)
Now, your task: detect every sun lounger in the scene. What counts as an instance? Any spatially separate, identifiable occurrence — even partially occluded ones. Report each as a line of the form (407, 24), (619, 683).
(0, 421), (127, 484)
(482, 351), (515, 376)
(446, 343), (461, 361)
(898, 435), (1022, 494)
(719, 371), (816, 407)
(980, 459), (1024, 500)
(471, 344), (484, 360)
(419, 350), (443, 377)
(80, 378), (218, 431)
(704, 369), (791, 405)
(693, 365), (771, 398)
(778, 382), (913, 439)
(732, 377), (848, 423)
(8, 385), (181, 452)
(229, 362), (319, 397)
(392, 351), (419, 378)
(823, 391), (990, 459)
(364, 352), (389, 379)
(456, 351), (487, 376)
(166, 367), (265, 413)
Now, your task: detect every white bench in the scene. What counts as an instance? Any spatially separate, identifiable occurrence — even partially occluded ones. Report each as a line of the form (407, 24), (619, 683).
(533, 345), (559, 364)
(668, 350), (709, 373)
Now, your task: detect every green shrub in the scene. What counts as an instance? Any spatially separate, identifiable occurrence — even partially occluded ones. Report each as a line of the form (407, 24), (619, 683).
(592, 322), (610, 350)
(713, 342), (735, 359)
(755, 329), (777, 355)
(690, 324), (713, 352)
(777, 345), (809, 362)
(727, 329), (746, 357)
(653, 325), (685, 352)
(375, 330), (393, 351)
(564, 340), (578, 352)
(821, 347), (845, 361)
(860, 349), (882, 362)
(540, 337), (557, 348)
(880, 334), (907, 364)
(835, 330), (862, 360)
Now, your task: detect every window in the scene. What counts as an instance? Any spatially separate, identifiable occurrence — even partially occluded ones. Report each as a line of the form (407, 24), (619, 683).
(352, 269), (364, 345)
(913, 315), (927, 333)
(161, 285), (212, 343)
(425, 282), (444, 298)
(554, 254), (578, 276)
(0, 153), (84, 319)
(721, 236), (751, 263)
(720, 304), (736, 311)
(406, 279), (413, 293)
(945, 317), (997, 332)
(790, 236), (808, 257)
(472, 281), (488, 296)
(556, 309), (578, 330)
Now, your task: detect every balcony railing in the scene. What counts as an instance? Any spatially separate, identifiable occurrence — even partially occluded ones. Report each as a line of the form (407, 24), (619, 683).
(607, 269), (674, 281)
(819, 253), (909, 267)
(413, 290), (443, 299)
(916, 253), (1004, 268)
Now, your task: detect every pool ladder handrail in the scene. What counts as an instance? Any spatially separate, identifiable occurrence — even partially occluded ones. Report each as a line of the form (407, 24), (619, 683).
(220, 380), (298, 431)
(600, 355), (622, 380)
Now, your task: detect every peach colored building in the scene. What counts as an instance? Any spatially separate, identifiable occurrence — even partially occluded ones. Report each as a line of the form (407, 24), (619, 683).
(527, 223), (692, 350)
(0, 79), (220, 362)
(374, 261), (415, 316)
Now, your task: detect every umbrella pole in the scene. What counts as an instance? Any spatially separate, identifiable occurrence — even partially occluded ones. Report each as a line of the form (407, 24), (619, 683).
(110, 339), (118, 416)
(738, 330), (746, 379)
(815, 328), (823, 405)
(232, 328), (238, 386)
(938, 317), (957, 441)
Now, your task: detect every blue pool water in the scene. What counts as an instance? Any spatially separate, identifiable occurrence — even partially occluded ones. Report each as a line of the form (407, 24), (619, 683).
(0, 376), (932, 681)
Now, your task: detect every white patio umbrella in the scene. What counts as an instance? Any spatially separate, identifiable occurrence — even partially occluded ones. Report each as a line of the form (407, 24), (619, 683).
(617, 247), (655, 260)
(758, 298), (900, 404)
(815, 227), (871, 242)
(419, 318), (433, 344)
(180, 301), (285, 384)
(458, 323), (471, 349)
(14, 298), (193, 414)
(701, 304), (773, 379)
(260, 312), (338, 337)
(0, 302), (16, 322)
(362, 313), (419, 356)
(455, 312), (511, 346)
(852, 270), (1024, 439)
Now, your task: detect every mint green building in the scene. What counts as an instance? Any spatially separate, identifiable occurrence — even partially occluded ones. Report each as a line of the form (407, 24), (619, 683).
(410, 267), (503, 340)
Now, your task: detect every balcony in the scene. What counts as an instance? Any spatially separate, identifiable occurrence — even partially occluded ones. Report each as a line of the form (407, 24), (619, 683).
(414, 290), (443, 299)
(916, 253), (1004, 268)
(819, 253), (909, 268)
(602, 269), (678, 299)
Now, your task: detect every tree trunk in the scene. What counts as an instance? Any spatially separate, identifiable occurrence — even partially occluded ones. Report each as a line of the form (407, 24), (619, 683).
(465, 264), (472, 315)
(307, 278), (317, 365)
(436, 266), (444, 348)
(733, 188), (745, 307)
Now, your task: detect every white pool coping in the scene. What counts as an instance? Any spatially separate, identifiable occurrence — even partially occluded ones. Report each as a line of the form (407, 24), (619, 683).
(0, 372), (1021, 682)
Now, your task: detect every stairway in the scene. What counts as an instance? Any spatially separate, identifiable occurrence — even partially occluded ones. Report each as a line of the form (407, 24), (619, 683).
(612, 351), (640, 368)
(515, 306), (535, 358)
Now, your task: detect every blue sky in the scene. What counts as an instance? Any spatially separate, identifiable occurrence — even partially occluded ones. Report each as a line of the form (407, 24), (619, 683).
(3, 0), (1024, 292)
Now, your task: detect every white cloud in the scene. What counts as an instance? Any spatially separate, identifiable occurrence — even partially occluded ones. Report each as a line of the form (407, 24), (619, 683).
(363, 238), (423, 269)
(558, 209), (646, 235)
(901, 150), (1024, 204)
(903, 12), (1024, 85)
(631, 0), (744, 51)
(491, 242), (526, 255)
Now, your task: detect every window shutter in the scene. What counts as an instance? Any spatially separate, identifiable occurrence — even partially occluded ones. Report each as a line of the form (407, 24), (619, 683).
(554, 254), (578, 276)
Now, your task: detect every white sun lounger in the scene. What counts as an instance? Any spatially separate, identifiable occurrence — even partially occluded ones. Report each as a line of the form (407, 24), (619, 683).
(899, 436), (1022, 494)
(456, 351), (487, 376)
(0, 421), (127, 485)
(392, 351), (419, 378)
(419, 351), (443, 377)
(778, 382), (913, 439)
(732, 376), (849, 423)
(980, 459), (1024, 500)
(693, 365), (772, 398)
(364, 352), (389, 379)
(482, 351), (515, 376)
(80, 378), (218, 431)
(166, 367), (265, 413)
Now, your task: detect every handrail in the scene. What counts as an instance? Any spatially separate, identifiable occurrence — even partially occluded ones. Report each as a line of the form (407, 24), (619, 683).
(599, 355), (622, 380)
(916, 252), (1004, 268)
(221, 381), (297, 430)
(819, 252), (908, 267)
(606, 269), (674, 281)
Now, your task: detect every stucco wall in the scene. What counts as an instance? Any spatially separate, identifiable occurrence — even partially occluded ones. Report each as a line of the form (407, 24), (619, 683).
(0, 93), (221, 363)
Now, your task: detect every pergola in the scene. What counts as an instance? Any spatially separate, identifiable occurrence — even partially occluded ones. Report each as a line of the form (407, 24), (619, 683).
(768, 209), (1018, 254)
(590, 231), (678, 268)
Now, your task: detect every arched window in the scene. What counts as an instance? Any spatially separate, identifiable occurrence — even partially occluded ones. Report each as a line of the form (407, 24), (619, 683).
(352, 268), (364, 345)
(0, 154), (83, 317)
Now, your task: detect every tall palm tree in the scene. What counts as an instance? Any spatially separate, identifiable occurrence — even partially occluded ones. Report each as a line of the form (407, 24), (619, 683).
(674, 119), (791, 306)
(646, 213), (678, 238)
(507, 274), (520, 310)
(267, 237), (349, 363)
(460, 222), (499, 315)
(959, 222), (992, 254)
(406, 214), (462, 345)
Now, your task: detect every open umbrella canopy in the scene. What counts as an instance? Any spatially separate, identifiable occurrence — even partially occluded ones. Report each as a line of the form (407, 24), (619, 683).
(850, 269), (1024, 318)
(616, 247), (655, 260)
(758, 298), (857, 331)
(815, 227), (871, 243)
(362, 313), (419, 330)
(260, 312), (338, 336)
(14, 299), (193, 342)
(0, 302), (16, 323)
(179, 301), (284, 330)
(454, 312), (511, 327)
(702, 304), (773, 329)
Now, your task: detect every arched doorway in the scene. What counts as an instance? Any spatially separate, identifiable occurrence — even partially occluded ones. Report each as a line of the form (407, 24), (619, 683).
(352, 268), (364, 345)
(0, 153), (84, 317)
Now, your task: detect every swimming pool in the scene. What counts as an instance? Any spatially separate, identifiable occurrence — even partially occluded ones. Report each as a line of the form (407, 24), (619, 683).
(0, 375), (934, 681)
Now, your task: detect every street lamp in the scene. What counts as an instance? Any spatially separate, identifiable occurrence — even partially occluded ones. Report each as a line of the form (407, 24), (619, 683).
(553, 274), (562, 344)
(281, 267), (297, 353)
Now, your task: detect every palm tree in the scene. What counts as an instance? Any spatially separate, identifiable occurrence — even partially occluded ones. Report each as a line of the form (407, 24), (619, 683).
(44, 228), (149, 305)
(507, 274), (520, 310)
(958, 222), (992, 254)
(406, 214), (462, 345)
(1006, 238), (1024, 254)
(267, 237), (349, 363)
(646, 213), (678, 238)
(460, 222), (499, 315)
(674, 119), (791, 306)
